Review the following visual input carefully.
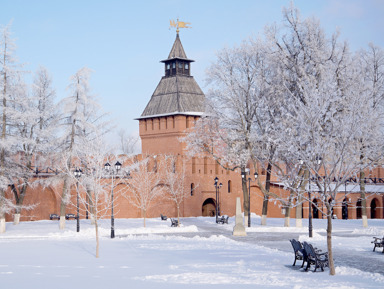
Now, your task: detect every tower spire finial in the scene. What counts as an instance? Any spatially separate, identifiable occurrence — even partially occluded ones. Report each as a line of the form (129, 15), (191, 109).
(169, 18), (191, 35)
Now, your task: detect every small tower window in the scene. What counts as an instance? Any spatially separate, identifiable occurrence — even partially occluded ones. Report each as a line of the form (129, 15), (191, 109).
(178, 62), (183, 69)
(167, 64), (170, 70)
(191, 183), (195, 196)
(185, 63), (189, 69)
(172, 62), (176, 69)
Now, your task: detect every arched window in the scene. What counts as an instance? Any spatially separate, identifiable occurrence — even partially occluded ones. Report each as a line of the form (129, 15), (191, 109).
(191, 183), (195, 196)
(228, 180), (231, 193)
(312, 199), (319, 219)
(356, 199), (362, 219)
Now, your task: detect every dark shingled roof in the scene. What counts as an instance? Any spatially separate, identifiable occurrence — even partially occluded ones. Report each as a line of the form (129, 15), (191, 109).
(138, 34), (205, 119)
(139, 75), (205, 118)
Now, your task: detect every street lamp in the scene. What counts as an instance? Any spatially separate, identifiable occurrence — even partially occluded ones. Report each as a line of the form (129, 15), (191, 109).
(242, 169), (258, 227)
(308, 175), (313, 238)
(104, 160), (122, 239)
(248, 172), (258, 227)
(299, 159), (313, 237)
(214, 177), (222, 223)
(218, 182), (222, 216)
(74, 168), (82, 233)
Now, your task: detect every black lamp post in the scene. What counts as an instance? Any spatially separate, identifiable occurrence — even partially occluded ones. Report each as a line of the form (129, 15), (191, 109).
(299, 159), (313, 238)
(247, 172), (258, 227)
(104, 161), (122, 239)
(305, 157), (321, 238)
(218, 182), (222, 216)
(308, 176), (313, 238)
(214, 177), (219, 223)
(74, 168), (82, 233)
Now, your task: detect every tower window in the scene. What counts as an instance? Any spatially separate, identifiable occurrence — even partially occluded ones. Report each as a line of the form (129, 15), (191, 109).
(185, 63), (189, 69)
(191, 183), (195, 196)
(192, 157), (196, 174)
(178, 62), (183, 69)
(167, 64), (170, 70)
(172, 62), (176, 69)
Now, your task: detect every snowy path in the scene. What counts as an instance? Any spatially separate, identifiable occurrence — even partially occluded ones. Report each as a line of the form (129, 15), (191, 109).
(166, 217), (384, 276)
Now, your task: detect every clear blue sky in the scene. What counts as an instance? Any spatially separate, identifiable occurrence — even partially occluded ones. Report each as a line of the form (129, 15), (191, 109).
(1, 0), (383, 145)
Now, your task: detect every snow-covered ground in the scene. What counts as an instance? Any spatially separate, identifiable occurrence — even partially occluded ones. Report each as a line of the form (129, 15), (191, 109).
(1, 215), (384, 289)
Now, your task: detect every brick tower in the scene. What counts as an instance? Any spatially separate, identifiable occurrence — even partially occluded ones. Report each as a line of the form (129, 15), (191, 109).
(137, 32), (205, 155)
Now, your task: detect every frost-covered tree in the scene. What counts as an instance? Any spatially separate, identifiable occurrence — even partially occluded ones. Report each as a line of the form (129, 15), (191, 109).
(57, 67), (110, 229)
(163, 155), (191, 225)
(185, 37), (277, 226)
(9, 66), (58, 225)
(268, 5), (384, 275)
(0, 22), (25, 232)
(117, 128), (139, 155)
(64, 137), (126, 258)
(122, 155), (162, 227)
(355, 44), (384, 227)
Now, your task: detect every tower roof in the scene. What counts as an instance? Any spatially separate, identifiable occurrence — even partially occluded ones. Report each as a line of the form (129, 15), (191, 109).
(160, 33), (194, 63)
(138, 75), (205, 119)
(138, 33), (205, 120)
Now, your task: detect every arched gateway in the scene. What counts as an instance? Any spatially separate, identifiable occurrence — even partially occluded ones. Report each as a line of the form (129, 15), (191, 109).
(202, 198), (216, 217)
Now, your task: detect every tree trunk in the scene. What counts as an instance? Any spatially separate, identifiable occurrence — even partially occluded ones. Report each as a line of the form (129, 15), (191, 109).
(326, 203), (335, 275)
(95, 218), (100, 258)
(241, 170), (249, 226)
(0, 215), (5, 233)
(86, 186), (95, 225)
(360, 170), (368, 227)
(60, 175), (71, 230)
(177, 205), (180, 227)
(295, 201), (302, 227)
(284, 206), (291, 227)
(13, 213), (20, 225)
(286, 167), (305, 227)
(12, 182), (28, 225)
(261, 162), (272, 226)
(0, 67), (6, 234)
(261, 196), (269, 226)
(0, 189), (5, 233)
(296, 169), (309, 228)
(284, 189), (296, 227)
(143, 209), (146, 227)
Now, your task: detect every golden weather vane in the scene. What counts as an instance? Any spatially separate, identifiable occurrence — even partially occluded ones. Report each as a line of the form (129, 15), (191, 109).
(169, 18), (191, 34)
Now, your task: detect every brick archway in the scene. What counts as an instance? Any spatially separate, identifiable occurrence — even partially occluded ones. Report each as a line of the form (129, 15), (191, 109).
(202, 198), (216, 217)
(371, 198), (379, 219)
